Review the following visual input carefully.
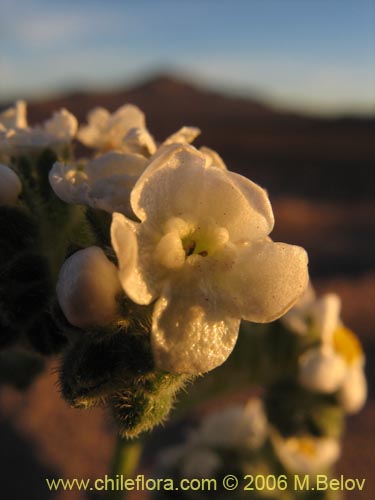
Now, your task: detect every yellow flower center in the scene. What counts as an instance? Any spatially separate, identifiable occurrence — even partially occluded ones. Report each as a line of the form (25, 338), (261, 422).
(332, 326), (363, 365)
(293, 437), (317, 457)
(181, 219), (229, 258)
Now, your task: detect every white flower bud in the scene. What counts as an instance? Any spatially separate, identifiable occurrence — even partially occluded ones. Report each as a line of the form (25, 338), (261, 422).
(56, 246), (121, 328)
(298, 346), (346, 393)
(0, 164), (22, 205)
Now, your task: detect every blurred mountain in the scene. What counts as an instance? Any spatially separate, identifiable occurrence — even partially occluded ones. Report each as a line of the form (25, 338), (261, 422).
(24, 74), (375, 201)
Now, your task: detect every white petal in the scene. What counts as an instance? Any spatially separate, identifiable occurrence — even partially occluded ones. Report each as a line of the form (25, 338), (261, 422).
(163, 126), (201, 146)
(298, 347), (347, 393)
(110, 212), (157, 304)
(281, 282), (317, 335)
(86, 151), (147, 181)
(122, 127), (157, 156)
(56, 247), (121, 328)
(49, 161), (90, 205)
(151, 285), (240, 374)
(0, 164), (22, 205)
(226, 170), (274, 235)
(77, 109), (106, 147)
(225, 240), (309, 323)
(0, 100), (27, 129)
(86, 152), (147, 215)
(312, 294), (341, 344)
(131, 144), (274, 240)
(111, 104), (145, 129)
(200, 146), (227, 170)
(44, 109), (78, 140)
(338, 365), (367, 414)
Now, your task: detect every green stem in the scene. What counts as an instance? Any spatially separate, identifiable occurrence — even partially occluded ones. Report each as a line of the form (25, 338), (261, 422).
(107, 436), (143, 500)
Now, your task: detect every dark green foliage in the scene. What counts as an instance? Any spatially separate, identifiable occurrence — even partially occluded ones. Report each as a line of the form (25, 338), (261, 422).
(35, 148), (58, 199)
(0, 206), (39, 261)
(0, 251), (52, 328)
(59, 326), (154, 408)
(265, 382), (344, 439)
(27, 311), (67, 356)
(85, 207), (112, 247)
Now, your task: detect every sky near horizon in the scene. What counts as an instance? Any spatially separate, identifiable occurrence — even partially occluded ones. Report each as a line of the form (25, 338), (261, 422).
(1, 0), (374, 115)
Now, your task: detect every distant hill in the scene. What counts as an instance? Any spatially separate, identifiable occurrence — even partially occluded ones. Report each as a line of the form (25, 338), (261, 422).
(6, 74), (375, 200)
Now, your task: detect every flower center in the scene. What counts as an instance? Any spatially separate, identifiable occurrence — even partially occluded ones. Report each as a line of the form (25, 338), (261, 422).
(291, 437), (317, 458)
(154, 217), (229, 269)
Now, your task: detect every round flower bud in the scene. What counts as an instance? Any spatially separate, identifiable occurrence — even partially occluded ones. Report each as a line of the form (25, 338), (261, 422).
(56, 246), (121, 328)
(338, 365), (367, 414)
(0, 164), (22, 205)
(298, 346), (346, 393)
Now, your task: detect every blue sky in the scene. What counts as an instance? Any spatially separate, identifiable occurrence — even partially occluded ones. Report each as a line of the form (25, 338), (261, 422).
(1, 0), (374, 115)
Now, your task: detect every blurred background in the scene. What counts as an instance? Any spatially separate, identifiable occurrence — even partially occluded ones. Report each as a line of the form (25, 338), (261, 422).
(0, 1), (374, 498)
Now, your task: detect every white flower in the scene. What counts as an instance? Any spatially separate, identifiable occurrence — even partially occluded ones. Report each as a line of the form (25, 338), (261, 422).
(77, 104), (156, 154)
(111, 144), (309, 373)
(270, 430), (341, 474)
(0, 101), (27, 129)
(56, 246), (121, 328)
(191, 398), (268, 450)
(77, 103), (201, 157)
(0, 108), (77, 154)
(50, 151), (148, 218)
(292, 289), (367, 412)
(0, 164), (22, 205)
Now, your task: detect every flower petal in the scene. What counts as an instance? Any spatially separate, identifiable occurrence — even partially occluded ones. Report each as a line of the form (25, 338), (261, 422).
(312, 294), (341, 343)
(225, 240), (309, 322)
(163, 126), (201, 146)
(0, 164), (22, 205)
(44, 108), (78, 140)
(122, 127), (157, 156)
(86, 151), (147, 181)
(338, 365), (367, 414)
(49, 161), (90, 205)
(298, 347), (346, 393)
(0, 100), (27, 129)
(131, 144), (274, 240)
(151, 285), (240, 374)
(86, 152), (148, 215)
(200, 146), (227, 170)
(110, 212), (157, 304)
